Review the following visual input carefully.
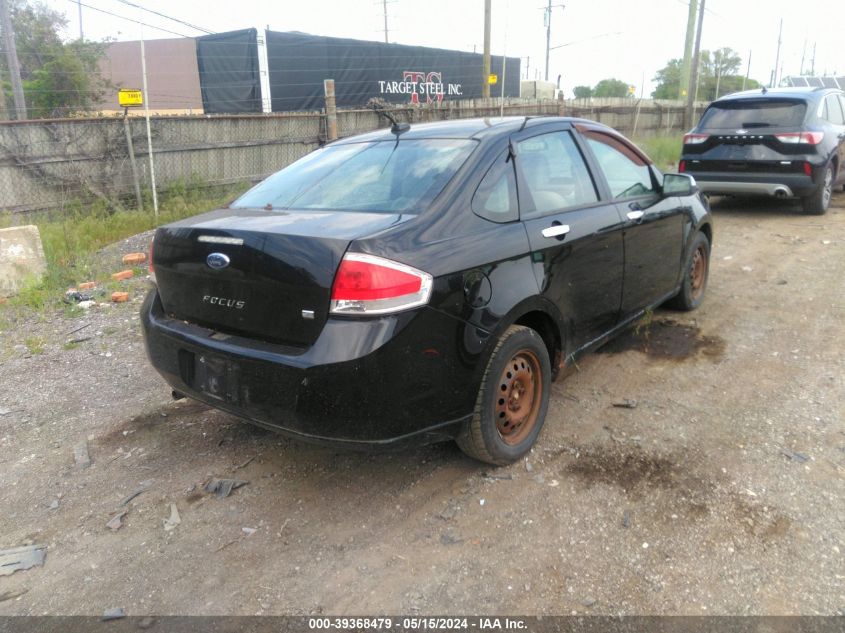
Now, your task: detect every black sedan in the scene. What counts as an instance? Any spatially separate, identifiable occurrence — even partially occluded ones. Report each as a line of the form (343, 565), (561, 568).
(142, 117), (713, 465)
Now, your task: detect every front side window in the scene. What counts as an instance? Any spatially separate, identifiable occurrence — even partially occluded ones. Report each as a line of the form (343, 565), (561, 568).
(232, 139), (477, 213)
(516, 131), (598, 215)
(584, 133), (655, 199)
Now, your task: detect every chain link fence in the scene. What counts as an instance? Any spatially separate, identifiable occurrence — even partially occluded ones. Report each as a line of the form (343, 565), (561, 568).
(0, 97), (696, 215)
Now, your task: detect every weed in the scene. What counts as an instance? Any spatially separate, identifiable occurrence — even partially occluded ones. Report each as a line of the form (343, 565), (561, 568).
(62, 341), (80, 351)
(632, 135), (683, 171)
(24, 336), (46, 355)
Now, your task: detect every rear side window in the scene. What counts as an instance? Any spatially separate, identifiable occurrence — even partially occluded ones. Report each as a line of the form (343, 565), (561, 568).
(232, 139), (476, 213)
(698, 99), (807, 129)
(472, 151), (518, 222)
(824, 95), (845, 125)
(516, 131), (598, 216)
(584, 132), (655, 199)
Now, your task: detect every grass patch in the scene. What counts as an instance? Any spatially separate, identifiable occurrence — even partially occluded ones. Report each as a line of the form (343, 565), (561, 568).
(24, 336), (46, 355)
(632, 134), (683, 171)
(1, 179), (249, 314)
(62, 341), (80, 351)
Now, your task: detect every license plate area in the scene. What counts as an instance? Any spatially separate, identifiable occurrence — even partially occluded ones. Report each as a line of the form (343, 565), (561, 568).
(195, 353), (240, 403)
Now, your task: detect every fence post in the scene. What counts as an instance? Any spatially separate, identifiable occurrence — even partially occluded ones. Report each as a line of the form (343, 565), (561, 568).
(123, 108), (143, 212)
(323, 79), (338, 141)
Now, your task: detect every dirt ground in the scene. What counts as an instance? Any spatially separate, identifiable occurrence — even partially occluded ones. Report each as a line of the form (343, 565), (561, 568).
(0, 193), (843, 616)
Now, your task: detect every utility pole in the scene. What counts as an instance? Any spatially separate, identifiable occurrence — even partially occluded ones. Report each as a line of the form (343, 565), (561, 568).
(543, 2), (564, 82)
(799, 39), (806, 76)
(810, 42), (816, 75)
(141, 35), (158, 217)
(0, 0), (26, 120)
(482, 0), (491, 98)
(77, 0), (83, 39)
(679, 0), (698, 100)
(742, 49), (751, 90)
(684, 0), (705, 130)
(382, 0), (389, 43)
(771, 18), (782, 87)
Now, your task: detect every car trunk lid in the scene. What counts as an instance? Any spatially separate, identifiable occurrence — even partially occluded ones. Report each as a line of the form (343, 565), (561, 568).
(152, 208), (409, 347)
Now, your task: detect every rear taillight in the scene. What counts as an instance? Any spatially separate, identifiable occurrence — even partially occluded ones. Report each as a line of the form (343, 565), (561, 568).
(803, 161), (813, 176)
(683, 133), (709, 145)
(678, 160), (686, 173)
(330, 253), (432, 315)
(775, 131), (824, 145)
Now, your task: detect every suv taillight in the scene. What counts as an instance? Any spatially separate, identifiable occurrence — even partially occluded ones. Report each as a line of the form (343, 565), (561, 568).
(775, 131), (824, 145)
(330, 253), (433, 315)
(683, 133), (709, 145)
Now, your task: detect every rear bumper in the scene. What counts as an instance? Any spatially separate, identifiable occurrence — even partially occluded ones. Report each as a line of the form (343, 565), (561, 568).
(690, 172), (817, 198)
(140, 290), (480, 448)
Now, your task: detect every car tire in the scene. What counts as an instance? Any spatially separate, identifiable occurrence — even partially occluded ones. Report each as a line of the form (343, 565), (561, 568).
(666, 232), (710, 311)
(802, 163), (833, 215)
(456, 325), (551, 466)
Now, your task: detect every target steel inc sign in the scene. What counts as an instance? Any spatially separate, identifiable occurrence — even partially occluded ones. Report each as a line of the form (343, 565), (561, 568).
(378, 71), (463, 104)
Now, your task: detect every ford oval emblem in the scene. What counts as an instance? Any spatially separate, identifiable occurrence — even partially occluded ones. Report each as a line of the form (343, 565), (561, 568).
(206, 252), (230, 270)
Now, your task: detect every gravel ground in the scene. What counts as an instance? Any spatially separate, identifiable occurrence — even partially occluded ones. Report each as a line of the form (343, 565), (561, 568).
(0, 195), (843, 616)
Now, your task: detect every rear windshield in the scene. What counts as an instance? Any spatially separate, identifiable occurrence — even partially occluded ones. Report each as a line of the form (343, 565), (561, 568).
(698, 99), (807, 129)
(232, 139), (477, 213)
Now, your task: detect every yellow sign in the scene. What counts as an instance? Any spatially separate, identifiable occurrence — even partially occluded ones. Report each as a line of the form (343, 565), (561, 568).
(488, 74), (498, 85)
(118, 89), (143, 107)
(628, 85), (636, 95)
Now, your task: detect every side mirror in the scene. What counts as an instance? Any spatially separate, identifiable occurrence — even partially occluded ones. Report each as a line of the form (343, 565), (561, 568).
(663, 173), (698, 196)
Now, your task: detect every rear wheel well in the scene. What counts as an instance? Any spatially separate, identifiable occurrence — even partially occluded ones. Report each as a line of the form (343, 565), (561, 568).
(699, 222), (713, 246)
(514, 311), (562, 379)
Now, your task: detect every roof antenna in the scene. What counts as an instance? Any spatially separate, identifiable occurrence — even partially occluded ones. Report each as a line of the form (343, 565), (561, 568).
(761, 86), (768, 94)
(366, 98), (410, 134)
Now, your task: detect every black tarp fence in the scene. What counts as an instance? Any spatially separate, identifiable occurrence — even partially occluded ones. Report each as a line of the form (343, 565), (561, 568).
(266, 30), (520, 112)
(196, 28), (262, 114)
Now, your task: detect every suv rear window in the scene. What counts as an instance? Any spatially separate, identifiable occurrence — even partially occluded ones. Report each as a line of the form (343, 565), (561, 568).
(233, 139), (477, 213)
(698, 99), (807, 129)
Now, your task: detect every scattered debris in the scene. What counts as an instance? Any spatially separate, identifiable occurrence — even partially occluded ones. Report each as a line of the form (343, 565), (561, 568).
(138, 617), (155, 629)
(0, 544), (46, 576)
(111, 292), (130, 303)
(233, 456), (255, 471)
(479, 498), (486, 506)
(118, 482), (152, 507)
(163, 503), (181, 531)
(524, 461), (533, 473)
(582, 597), (597, 607)
(612, 399), (638, 409)
(440, 532), (462, 546)
(78, 281), (97, 291)
(73, 440), (91, 469)
(780, 448), (809, 463)
(533, 474), (545, 485)
(204, 478), (248, 498)
(242, 527), (257, 536)
(122, 252), (147, 265)
(65, 323), (91, 337)
(101, 607), (126, 621)
(483, 472), (514, 480)
(106, 509), (128, 531)
(78, 300), (96, 310)
(0, 407), (11, 416)
(821, 240), (831, 245)
(215, 539), (238, 553)
(111, 270), (134, 281)
(48, 500), (59, 511)
(63, 290), (93, 304)
(722, 255), (733, 260)
(622, 510), (632, 529)
(548, 479), (559, 487)
(741, 266), (753, 272)
(0, 588), (29, 602)
(438, 506), (457, 521)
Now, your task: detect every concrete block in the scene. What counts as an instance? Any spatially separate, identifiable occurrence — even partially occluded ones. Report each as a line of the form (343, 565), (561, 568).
(0, 225), (47, 297)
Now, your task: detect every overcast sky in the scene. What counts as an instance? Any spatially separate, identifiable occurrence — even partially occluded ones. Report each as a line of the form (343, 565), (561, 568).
(45, 0), (844, 96)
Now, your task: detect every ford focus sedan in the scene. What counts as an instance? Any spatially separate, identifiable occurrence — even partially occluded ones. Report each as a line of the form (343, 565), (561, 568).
(141, 117), (713, 465)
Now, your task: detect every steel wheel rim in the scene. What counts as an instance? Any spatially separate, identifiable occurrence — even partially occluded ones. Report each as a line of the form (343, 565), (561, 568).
(495, 350), (543, 445)
(689, 244), (707, 300)
(822, 168), (832, 209)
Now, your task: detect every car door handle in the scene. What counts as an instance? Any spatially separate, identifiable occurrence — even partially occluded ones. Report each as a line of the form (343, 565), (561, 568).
(541, 224), (570, 238)
(627, 210), (645, 221)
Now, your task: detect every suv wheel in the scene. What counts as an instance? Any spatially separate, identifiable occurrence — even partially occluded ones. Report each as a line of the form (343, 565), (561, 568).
(802, 163), (833, 215)
(456, 325), (551, 465)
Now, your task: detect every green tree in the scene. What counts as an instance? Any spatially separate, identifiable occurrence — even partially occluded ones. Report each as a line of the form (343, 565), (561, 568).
(573, 85), (593, 99)
(652, 48), (761, 101)
(592, 78), (630, 98)
(2, 1), (111, 118)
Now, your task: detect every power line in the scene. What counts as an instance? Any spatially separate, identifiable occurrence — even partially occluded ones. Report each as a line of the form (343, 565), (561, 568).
(67, 0), (191, 38)
(110, 0), (214, 35)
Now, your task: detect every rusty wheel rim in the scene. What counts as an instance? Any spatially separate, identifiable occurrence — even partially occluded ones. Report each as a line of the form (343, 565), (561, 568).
(689, 244), (707, 301)
(495, 350), (543, 445)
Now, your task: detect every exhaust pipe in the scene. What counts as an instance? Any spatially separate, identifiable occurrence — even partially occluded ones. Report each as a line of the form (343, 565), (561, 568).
(773, 187), (789, 198)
